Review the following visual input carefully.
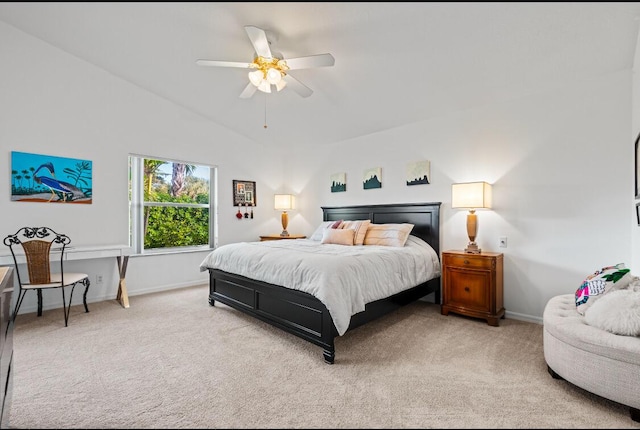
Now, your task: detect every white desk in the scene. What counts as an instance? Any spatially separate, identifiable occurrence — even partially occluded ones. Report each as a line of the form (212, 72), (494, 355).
(0, 245), (132, 309)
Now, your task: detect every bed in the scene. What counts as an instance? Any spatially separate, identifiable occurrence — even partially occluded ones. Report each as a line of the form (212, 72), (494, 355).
(200, 202), (441, 363)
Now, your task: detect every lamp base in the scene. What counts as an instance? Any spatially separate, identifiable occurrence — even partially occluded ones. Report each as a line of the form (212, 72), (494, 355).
(280, 230), (290, 237)
(464, 242), (481, 254)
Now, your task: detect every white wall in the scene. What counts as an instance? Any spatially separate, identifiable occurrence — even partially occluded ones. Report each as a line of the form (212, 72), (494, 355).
(632, 27), (640, 275)
(0, 22), (286, 314)
(288, 71), (633, 323)
(2, 20), (636, 323)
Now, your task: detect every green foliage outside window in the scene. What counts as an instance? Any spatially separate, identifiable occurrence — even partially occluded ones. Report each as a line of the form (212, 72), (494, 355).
(142, 159), (210, 249)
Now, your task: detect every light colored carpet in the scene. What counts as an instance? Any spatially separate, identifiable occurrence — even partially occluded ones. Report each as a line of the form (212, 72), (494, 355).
(6, 284), (639, 429)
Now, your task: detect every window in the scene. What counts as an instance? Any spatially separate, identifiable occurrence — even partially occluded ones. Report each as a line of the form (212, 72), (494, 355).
(128, 155), (217, 254)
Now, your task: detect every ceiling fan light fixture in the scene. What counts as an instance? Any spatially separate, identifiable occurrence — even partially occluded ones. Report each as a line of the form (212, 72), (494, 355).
(266, 67), (282, 85)
(248, 69), (264, 87)
(257, 80), (271, 93)
(196, 26), (334, 99)
(275, 79), (287, 92)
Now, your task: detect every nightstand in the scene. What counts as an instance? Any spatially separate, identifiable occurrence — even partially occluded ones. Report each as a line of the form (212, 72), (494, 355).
(259, 234), (307, 241)
(441, 250), (504, 326)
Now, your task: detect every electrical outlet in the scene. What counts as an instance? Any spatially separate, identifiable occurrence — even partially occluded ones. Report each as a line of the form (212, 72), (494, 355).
(96, 275), (103, 285)
(499, 237), (507, 248)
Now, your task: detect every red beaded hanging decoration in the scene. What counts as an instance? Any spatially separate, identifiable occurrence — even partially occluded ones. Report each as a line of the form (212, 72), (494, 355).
(236, 206), (243, 219)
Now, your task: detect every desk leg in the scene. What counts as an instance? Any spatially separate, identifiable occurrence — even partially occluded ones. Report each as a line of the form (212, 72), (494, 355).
(116, 256), (130, 308)
(37, 289), (43, 317)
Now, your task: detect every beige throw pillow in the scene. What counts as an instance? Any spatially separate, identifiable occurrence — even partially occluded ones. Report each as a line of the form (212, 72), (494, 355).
(321, 228), (355, 245)
(340, 220), (371, 245)
(363, 223), (414, 247)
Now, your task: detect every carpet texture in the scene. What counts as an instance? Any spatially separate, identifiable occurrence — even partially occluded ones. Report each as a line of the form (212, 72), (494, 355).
(7, 284), (639, 429)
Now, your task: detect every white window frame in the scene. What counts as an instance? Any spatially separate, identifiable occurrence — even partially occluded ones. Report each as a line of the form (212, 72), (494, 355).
(129, 154), (218, 255)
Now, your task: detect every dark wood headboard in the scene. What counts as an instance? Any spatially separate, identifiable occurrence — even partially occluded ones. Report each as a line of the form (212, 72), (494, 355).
(321, 202), (441, 256)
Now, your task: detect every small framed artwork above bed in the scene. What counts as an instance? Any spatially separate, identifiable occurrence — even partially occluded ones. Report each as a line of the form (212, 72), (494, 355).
(200, 202), (442, 364)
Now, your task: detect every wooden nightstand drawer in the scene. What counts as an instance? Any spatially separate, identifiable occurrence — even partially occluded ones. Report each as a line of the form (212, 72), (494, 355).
(443, 253), (494, 270)
(446, 268), (489, 310)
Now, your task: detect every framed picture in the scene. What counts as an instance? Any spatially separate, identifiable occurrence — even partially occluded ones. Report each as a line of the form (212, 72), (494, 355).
(635, 132), (640, 199)
(10, 151), (93, 204)
(363, 167), (382, 189)
(406, 160), (431, 186)
(637, 203), (640, 226)
(233, 180), (256, 206)
(330, 172), (346, 192)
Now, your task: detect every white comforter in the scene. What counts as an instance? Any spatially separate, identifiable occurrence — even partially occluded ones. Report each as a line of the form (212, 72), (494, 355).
(199, 235), (440, 336)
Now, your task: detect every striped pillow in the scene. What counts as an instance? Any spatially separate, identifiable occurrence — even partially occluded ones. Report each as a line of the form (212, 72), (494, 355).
(340, 220), (371, 245)
(363, 223), (414, 247)
(310, 220), (343, 241)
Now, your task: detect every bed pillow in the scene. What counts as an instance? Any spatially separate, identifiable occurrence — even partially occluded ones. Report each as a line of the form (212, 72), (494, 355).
(309, 220), (343, 241)
(321, 228), (355, 246)
(584, 289), (640, 336)
(574, 263), (632, 315)
(363, 223), (414, 247)
(340, 220), (371, 245)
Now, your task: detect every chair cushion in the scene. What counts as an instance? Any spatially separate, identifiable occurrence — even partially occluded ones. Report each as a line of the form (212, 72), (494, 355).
(25, 272), (89, 289)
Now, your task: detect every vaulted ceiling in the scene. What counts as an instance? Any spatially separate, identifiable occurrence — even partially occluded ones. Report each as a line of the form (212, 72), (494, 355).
(2, 2), (640, 148)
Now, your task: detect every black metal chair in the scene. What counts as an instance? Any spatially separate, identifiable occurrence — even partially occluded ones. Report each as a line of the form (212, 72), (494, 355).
(3, 227), (90, 326)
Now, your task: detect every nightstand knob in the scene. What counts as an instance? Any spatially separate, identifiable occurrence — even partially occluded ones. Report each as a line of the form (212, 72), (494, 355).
(464, 259), (470, 265)
(464, 286), (470, 292)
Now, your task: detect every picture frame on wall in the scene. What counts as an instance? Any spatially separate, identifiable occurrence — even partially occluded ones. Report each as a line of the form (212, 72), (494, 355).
(363, 167), (382, 189)
(637, 203), (640, 226)
(406, 160), (431, 186)
(330, 172), (346, 192)
(636, 132), (640, 199)
(10, 151), (93, 204)
(233, 180), (256, 206)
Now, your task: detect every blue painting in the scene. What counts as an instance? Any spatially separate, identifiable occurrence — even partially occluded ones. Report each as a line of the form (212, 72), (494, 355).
(11, 151), (93, 204)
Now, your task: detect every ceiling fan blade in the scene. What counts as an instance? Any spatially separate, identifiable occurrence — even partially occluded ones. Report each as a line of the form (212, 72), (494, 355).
(196, 60), (253, 68)
(284, 53), (335, 70)
(239, 82), (258, 99)
(245, 25), (272, 59)
(283, 74), (313, 98)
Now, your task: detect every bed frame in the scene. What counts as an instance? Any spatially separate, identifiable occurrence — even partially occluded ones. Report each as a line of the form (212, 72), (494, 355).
(207, 202), (441, 363)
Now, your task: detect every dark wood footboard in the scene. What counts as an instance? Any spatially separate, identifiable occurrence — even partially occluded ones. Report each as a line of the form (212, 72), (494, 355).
(209, 268), (339, 363)
(208, 202), (442, 363)
(209, 268), (440, 363)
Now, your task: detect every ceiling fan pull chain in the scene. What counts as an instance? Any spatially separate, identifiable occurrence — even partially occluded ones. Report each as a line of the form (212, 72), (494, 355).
(264, 93), (268, 129)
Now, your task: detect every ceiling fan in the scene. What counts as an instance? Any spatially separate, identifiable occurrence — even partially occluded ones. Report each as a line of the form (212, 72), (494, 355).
(196, 25), (335, 99)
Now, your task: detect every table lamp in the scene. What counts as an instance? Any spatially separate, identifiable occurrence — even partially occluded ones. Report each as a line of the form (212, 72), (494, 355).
(451, 182), (492, 254)
(274, 194), (295, 237)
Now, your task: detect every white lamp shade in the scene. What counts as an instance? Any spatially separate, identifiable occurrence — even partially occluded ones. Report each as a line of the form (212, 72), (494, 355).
(257, 80), (271, 93)
(275, 78), (287, 92)
(274, 194), (294, 210)
(266, 68), (282, 84)
(451, 182), (492, 209)
(248, 69), (264, 87)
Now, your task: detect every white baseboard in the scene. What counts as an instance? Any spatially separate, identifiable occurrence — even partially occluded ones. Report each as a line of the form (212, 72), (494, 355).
(505, 310), (542, 325)
(419, 295), (543, 325)
(16, 280), (208, 315)
(17, 283), (545, 326)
